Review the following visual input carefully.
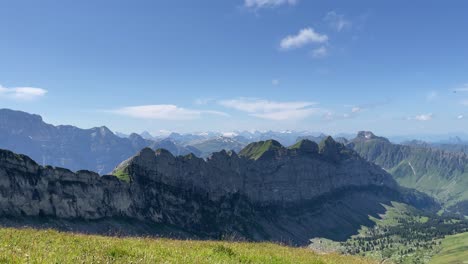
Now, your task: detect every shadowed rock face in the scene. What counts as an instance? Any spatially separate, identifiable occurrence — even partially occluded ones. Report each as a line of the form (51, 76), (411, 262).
(120, 138), (397, 203)
(0, 138), (437, 245)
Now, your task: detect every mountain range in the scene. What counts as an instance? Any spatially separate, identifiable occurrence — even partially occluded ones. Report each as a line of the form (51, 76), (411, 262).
(0, 109), (153, 174)
(348, 131), (468, 215)
(0, 109), (340, 172)
(0, 136), (436, 245)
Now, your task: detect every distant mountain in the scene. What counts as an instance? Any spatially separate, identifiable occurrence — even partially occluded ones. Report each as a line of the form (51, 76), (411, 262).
(348, 131), (468, 215)
(403, 138), (468, 155)
(0, 109), (153, 174)
(296, 134), (327, 144)
(151, 138), (202, 157)
(114, 132), (129, 138)
(388, 133), (468, 144)
(140, 131), (156, 140)
(188, 136), (245, 157)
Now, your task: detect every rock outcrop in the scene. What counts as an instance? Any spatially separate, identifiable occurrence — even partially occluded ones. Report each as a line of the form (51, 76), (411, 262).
(0, 138), (436, 245)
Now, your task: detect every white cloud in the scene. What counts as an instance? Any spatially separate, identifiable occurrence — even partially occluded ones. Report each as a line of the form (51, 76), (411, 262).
(218, 98), (319, 121)
(457, 115), (464, 119)
(251, 108), (319, 120)
(311, 46), (328, 58)
(112, 105), (228, 120)
(351, 107), (362, 113)
(409, 113), (433, 121)
(280, 28), (328, 50)
(0, 85), (47, 101)
(245, 0), (297, 9)
(324, 11), (352, 32)
(272, 79), (280, 86)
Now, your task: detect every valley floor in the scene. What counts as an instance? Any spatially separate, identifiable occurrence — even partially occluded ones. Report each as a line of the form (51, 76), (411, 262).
(0, 227), (374, 264)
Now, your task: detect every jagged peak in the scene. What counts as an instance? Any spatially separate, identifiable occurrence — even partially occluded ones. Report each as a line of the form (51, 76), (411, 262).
(155, 148), (174, 158)
(239, 140), (284, 160)
(318, 136), (343, 161)
(0, 108), (43, 122)
(289, 139), (319, 153)
(355, 131), (389, 142)
(357, 131), (377, 139)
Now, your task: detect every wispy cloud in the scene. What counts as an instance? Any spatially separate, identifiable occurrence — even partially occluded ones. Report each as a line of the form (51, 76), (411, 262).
(244, 0), (297, 9)
(351, 107), (362, 113)
(111, 105), (228, 120)
(324, 11), (352, 32)
(323, 111), (352, 121)
(280, 28), (328, 50)
(311, 46), (328, 58)
(218, 98), (319, 121)
(272, 79), (280, 86)
(457, 115), (464, 119)
(0, 85), (47, 101)
(408, 113), (434, 121)
(325, 100), (389, 121)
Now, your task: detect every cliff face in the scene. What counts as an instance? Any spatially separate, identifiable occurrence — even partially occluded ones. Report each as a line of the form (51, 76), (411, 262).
(120, 138), (397, 203)
(0, 138), (435, 245)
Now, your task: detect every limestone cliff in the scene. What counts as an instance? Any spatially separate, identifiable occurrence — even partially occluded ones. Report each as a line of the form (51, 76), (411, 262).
(0, 138), (436, 245)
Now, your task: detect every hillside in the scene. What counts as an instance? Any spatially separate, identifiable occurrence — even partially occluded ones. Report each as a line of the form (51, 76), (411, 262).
(0, 227), (374, 264)
(430, 232), (468, 263)
(312, 202), (468, 263)
(348, 131), (468, 214)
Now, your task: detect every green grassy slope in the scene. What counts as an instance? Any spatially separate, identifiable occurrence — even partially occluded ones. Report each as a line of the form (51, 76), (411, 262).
(239, 140), (283, 160)
(0, 227), (375, 264)
(112, 168), (130, 182)
(312, 202), (468, 263)
(341, 202), (441, 263)
(430, 232), (468, 264)
(350, 137), (468, 208)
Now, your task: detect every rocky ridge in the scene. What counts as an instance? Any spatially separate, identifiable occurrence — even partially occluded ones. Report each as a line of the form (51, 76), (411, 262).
(348, 131), (468, 214)
(0, 137), (436, 244)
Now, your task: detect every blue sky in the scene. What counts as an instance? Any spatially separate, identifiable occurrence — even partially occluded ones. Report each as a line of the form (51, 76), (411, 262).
(1, 0), (468, 136)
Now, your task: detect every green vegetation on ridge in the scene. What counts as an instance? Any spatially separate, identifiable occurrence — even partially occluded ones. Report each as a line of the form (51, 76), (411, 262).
(113, 168), (130, 182)
(239, 140), (283, 160)
(430, 231), (468, 263)
(0, 227), (375, 264)
(350, 134), (468, 211)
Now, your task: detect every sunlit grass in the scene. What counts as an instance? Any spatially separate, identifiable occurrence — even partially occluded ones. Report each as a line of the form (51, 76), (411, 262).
(0, 227), (375, 263)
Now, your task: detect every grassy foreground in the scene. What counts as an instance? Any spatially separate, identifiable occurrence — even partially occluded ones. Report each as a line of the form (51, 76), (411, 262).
(430, 232), (468, 264)
(0, 227), (374, 264)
